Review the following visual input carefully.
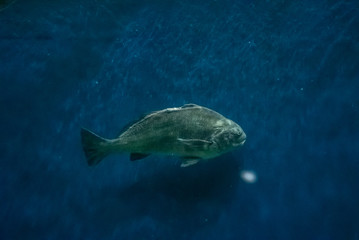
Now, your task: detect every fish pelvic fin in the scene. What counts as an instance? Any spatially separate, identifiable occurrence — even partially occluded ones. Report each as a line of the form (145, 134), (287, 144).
(180, 158), (200, 167)
(81, 128), (112, 166)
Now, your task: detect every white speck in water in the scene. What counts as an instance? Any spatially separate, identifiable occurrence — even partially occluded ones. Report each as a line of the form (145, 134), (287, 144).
(248, 40), (256, 47)
(300, 88), (304, 91)
(240, 170), (257, 183)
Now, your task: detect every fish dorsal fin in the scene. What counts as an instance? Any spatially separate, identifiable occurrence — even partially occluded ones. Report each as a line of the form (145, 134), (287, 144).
(118, 104), (201, 137)
(181, 103), (200, 109)
(118, 111), (160, 137)
(130, 153), (150, 161)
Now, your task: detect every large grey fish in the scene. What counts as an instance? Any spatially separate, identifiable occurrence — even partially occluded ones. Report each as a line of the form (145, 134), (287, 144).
(81, 104), (246, 167)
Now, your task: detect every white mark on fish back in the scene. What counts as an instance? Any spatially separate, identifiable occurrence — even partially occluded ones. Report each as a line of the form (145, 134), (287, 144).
(214, 120), (225, 127)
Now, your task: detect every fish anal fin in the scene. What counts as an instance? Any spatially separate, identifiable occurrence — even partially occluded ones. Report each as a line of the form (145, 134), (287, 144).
(130, 153), (150, 161)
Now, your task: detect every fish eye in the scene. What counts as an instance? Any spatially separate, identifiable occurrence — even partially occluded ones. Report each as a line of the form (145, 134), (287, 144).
(232, 129), (242, 136)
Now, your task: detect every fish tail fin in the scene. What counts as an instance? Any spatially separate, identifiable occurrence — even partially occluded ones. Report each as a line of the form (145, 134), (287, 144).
(81, 128), (113, 166)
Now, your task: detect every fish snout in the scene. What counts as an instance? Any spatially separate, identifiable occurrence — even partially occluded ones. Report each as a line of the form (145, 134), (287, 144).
(233, 128), (246, 147)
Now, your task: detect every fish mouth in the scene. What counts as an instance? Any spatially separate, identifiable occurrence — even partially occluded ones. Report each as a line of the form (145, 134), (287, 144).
(233, 139), (246, 147)
(235, 131), (246, 147)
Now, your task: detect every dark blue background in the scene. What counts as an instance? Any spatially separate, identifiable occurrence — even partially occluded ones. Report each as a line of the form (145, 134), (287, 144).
(1, 0), (359, 239)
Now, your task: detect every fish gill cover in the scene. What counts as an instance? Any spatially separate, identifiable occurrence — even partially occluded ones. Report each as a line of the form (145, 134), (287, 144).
(0, 0), (358, 239)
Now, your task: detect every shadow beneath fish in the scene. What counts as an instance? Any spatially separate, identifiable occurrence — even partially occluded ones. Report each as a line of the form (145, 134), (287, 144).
(91, 154), (243, 235)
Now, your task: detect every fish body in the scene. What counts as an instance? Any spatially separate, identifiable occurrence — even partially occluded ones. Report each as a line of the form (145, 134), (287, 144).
(81, 104), (246, 167)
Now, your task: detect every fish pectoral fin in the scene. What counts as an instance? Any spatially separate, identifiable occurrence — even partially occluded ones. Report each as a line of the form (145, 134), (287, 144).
(180, 158), (200, 167)
(130, 153), (150, 161)
(177, 138), (213, 147)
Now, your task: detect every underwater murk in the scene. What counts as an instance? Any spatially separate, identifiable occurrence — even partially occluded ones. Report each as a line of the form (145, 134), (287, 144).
(0, 0), (358, 239)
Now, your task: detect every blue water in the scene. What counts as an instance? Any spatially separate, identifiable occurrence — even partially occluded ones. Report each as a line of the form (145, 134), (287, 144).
(1, 0), (359, 239)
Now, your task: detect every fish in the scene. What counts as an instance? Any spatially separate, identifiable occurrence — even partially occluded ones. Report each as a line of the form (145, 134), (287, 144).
(81, 103), (246, 167)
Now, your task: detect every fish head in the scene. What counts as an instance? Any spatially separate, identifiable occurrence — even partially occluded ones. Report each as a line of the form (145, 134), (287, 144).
(213, 120), (246, 152)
